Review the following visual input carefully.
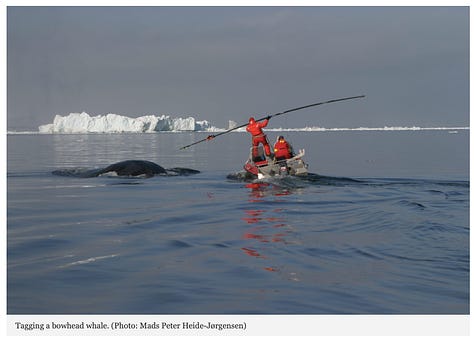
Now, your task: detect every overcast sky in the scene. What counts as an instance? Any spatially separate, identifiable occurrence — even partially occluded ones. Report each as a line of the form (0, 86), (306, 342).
(7, 6), (469, 131)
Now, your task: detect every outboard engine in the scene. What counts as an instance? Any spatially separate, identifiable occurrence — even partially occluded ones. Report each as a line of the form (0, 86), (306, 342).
(278, 161), (289, 176)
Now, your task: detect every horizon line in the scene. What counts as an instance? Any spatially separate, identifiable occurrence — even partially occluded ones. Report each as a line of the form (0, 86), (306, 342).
(6, 126), (470, 135)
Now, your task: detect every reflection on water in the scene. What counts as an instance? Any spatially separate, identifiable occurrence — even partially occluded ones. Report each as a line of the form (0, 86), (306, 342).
(241, 182), (299, 276)
(244, 182), (293, 199)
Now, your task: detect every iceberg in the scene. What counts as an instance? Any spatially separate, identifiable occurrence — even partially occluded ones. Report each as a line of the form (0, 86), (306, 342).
(38, 112), (220, 133)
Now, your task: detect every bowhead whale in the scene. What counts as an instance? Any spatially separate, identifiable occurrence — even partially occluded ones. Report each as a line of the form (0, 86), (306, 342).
(52, 160), (200, 178)
(99, 160), (166, 177)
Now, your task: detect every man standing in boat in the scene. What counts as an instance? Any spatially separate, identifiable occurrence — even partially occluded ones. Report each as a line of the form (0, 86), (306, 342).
(246, 116), (272, 159)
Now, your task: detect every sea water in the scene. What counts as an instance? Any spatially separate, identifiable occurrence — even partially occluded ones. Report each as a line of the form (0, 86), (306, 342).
(7, 131), (469, 314)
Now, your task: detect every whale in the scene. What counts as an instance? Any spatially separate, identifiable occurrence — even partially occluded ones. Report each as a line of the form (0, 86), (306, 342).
(52, 160), (200, 178)
(98, 160), (166, 177)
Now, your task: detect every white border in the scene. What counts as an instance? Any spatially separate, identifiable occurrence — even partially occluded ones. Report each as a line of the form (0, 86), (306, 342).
(5, 314), (471, 336)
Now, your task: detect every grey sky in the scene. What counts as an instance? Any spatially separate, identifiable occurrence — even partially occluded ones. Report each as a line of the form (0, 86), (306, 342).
(7, 6), (469, 131)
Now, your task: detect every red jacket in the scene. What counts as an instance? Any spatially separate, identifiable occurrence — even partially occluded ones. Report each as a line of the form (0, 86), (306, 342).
(274, 140), (293, 159)
(246, 119), (268, 136)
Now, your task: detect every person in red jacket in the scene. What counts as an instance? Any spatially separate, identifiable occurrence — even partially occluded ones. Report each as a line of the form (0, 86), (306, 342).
(273, 135), (294, 161)
(246, 116), (272, 157)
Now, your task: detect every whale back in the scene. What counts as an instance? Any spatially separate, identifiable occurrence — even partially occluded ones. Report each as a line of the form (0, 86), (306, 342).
(52, 160), (200, 178)
(100, 160), (167, 177)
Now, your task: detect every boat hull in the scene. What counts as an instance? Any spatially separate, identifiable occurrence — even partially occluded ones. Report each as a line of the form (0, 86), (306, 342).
(244, 149), (308, 179)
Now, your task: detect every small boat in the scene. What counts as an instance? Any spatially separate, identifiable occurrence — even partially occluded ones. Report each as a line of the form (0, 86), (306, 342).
(243, 145), (309, 179)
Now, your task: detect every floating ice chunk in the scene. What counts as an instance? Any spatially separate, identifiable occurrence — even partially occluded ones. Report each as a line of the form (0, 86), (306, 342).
(228, 120), (238, 129)
(38, 123), (54, 133)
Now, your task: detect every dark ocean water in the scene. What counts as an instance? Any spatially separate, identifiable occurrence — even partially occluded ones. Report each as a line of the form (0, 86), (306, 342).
(7, 131), (469, 314)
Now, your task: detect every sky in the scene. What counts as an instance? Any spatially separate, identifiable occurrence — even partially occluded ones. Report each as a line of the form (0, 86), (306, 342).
(6, 5), (470, 131)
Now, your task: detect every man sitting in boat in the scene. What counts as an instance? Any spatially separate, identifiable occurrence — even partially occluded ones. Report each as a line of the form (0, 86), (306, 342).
(273, 135), (294, 161)
(246, 116), (272, 159)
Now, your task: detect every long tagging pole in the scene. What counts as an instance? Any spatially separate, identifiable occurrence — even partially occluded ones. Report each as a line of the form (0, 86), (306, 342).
(179, 95), (365, 150)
